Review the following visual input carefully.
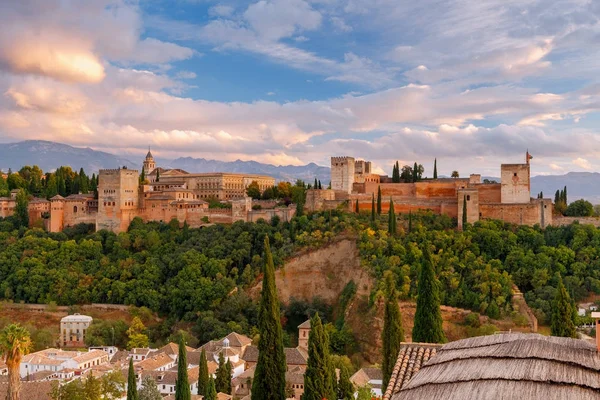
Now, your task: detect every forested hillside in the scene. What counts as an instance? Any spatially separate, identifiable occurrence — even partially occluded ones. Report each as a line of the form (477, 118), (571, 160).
(1, 210), (599, 356)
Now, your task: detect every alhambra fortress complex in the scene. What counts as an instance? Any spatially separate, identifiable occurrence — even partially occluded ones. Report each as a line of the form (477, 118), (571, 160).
(1, 151), (554, 232)
(306, 151), (553, 229)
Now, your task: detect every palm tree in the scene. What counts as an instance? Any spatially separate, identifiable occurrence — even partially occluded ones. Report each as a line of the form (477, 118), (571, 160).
(0, 324), (32, 400)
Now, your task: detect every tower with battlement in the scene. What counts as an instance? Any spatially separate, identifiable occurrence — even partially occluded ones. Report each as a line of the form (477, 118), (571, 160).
(96, 167), (140, 232)
(331, 156), (356, 194)
(500, 153), (531, 203)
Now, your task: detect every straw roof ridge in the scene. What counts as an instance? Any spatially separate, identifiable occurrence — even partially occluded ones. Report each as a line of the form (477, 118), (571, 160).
(441, 333), (595, 352)
(404, 358), (600, 391)
(429, 337), (600, 372)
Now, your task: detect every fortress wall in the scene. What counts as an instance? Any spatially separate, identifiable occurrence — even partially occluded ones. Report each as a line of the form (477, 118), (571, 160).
(477, 184), (502, 203)
(501, 164), (530, 203)
(415, 181), (464, 199)
(480, 203), (542, 226)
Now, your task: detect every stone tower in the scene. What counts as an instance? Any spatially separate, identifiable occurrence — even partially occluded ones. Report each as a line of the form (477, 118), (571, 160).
(143, 149), (156, 176)
(96, 167), (140, 232)
(500, 153), (531, 204)
(331, 156), (355, 194)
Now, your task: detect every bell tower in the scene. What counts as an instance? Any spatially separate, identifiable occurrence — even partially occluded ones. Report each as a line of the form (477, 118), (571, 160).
(143, 148), (156, 175)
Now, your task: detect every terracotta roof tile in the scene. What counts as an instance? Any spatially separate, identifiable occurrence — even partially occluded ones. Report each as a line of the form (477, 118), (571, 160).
(383, 342), (442, 400)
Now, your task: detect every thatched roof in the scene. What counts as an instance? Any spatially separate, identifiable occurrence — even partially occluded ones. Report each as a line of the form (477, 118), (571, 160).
(391, 333), (600, 400)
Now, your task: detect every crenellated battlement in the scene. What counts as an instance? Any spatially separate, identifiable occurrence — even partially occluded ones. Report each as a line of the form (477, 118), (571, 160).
(331, 156), (354, 164)
(99, 168), (139, 175)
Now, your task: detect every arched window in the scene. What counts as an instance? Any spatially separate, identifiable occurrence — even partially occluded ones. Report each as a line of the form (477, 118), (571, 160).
(73, 206), (78, 213)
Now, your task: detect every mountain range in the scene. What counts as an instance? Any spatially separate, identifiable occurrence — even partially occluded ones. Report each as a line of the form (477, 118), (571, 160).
(0, 140), (331, 183)
(1, 140), (599, 203)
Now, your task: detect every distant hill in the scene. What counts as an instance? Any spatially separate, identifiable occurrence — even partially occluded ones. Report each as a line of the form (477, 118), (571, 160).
(0, 140), (136, 173)
(167, 157), (331, 184)
(531, 172), (600, 204)
(0, 140), (331, 183)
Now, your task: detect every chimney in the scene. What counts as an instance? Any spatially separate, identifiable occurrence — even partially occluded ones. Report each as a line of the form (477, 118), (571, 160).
(592, 312), (600, 351)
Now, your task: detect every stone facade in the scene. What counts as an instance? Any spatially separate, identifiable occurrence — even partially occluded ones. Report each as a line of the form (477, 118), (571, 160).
(313, 152), (552, 228)
(1, 154), (291, 233)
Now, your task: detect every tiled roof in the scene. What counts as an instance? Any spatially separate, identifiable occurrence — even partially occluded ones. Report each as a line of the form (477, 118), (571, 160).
(0, 381), (53, 400)
(110, 350), (129, 364)
(285, 348), (308, 365)
(298, 320), (311, 329)
(216, 393), (233, 400)
(73, 350), (109, 364)
(383, 343), (442, 400)
(157, 342), (195, 358)
(224, 332), (252, 348)
(241, 346), (258, 363)
(136, 352), (173, 371)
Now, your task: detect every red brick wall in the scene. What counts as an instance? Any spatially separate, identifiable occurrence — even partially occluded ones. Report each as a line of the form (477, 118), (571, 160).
(477, 184), (502, 203)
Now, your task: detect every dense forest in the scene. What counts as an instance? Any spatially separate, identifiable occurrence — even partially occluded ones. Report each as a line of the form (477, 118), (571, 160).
(1, 208), (600, 355)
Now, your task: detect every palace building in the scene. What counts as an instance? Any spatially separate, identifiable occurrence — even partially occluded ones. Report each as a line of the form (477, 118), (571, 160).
(1, 152), (291, 233)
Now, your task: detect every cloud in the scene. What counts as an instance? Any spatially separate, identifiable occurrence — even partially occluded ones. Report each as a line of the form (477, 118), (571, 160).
(330, 17), (353, 33)
(573, 157), (593, 170)
(0, 0), (195, 82)
(208, 5), (235, 17)
(267, 92), (276, 96)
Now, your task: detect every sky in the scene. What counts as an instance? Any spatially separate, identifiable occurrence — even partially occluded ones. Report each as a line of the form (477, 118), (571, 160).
(1, 0), (600, 177)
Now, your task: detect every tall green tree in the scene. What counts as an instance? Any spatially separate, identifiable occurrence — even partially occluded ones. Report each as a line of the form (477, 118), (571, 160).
(563, 186), (568, 204)
(140, 167), (146, 184)
(355, 199), (359, 214)
(551, 275), (577, 338)
(205, 377), (217, 400)
(433, 158), (438, 179)
(251, 236), (286, 400)
(303, 313), (335, 400)
(175, 337), (191, 400)
(314, 178), (318, 189)
(127, 357), (138, 400)
(197, 349), (209, 396)
(0, 171), (8, 197)
(15, 189), (29, 228)
(318, 180), (322, 190)
(554, 190), (560, 204)
(412, 245), (446, 343)
(412, 162), (418, 182)
(215, 352), (230, 394)
(155, 169), (160, 182)
(388, 198), (396, 235)
(377, 186), (382, 215)
(408, 211), (412, 233)
(0, 324), (32, 400)
(382, 272), (404, 391)
(462, 196), (467, 229)
(139, 376), (162, 400)
(371, 193), (375, 222)
(337, 364), (354, 400)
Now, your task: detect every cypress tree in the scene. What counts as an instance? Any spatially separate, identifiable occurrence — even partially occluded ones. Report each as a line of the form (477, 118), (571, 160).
(382, 272), (404, 391)
(355, 199), (359, 214)
(175, 337), (190, 400)
(303, 313), (335, 400)
(433, 158), (438, 179)
(388, 198), (396, 235)
(205, 377), (217, 400)
(314, 178), (318, 189)
(156, 169), (160, 182)
(318, 180), (322, 190)
(197, 349), (208, 396)
(215, 352), (229, 394)
(563, 186), (568, 204)
(225, 360), (232, 394)
(251, 237), (286, 400)
(15, 189), (29, 228)
(140, 167), (146, 184)
(371, 193), (375, 222)
(551, 275), (577, 338)
(127, 357), (138, 400)
(412, 245), (446, 343)
(337, 364), (354, 400)
(377, 186), (382, 215)
(408, 211), (412, 233)
(412, 162), (418, 182)
(554, 190), (560, 204)
(462, 195), (467, 229)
